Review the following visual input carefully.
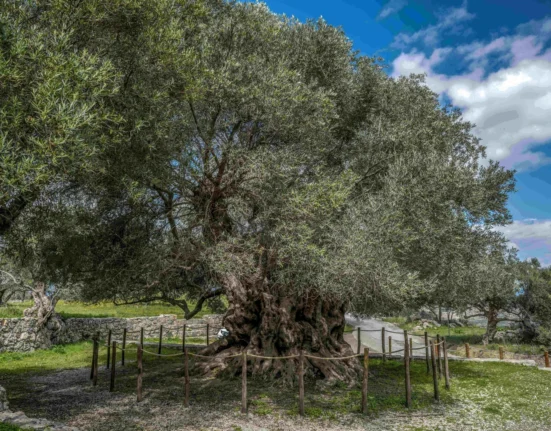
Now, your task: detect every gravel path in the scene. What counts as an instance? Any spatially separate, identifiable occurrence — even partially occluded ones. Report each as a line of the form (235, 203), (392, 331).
(345, 314), (427, 357)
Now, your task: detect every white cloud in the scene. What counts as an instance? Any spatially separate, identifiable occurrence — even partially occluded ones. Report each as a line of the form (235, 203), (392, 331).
(391, 16), (551, 172)
(510, 36), (544, 65)
(378, 0), (407, 19)
(495, 219), (551, 241)
(391, 1), (474, 49)
(494, 219), (551, 266)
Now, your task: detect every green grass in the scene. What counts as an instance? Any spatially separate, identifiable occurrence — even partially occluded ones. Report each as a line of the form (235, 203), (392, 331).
(383, 317), (489, 345)
(2, 342), (551, 429)
(144, 337), (207, 345)
(0, 300), (217, 319)
(0, 424), (27, 431)
(0, 342), (101, 375)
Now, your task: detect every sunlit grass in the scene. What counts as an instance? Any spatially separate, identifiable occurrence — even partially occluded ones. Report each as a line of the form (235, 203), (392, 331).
(2, 342), (551, 429)
(0, 300), (218, 319)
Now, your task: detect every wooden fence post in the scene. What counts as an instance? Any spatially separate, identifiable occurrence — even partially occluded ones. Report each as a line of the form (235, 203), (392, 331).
(182, 324), (186, 352)
(207, 323), (210, 346)
(362, 347), (369, 414)
(436, 335), (442, 379)
(382, 327), (386, 362)
(184, 348), (190, 407)
(357, 327), (361, 354)
(425, 332), (430, 374)
(499, 346), (504, 360)
(241, 352), (247, 414)
(545, 350), (550, 368)
(90, 335), (97, 380)
(93, 339), (99, 387)
(110, 341), (117, 392)
(298, 350), (305, 417)
(137, 345), (143, 402)
(389, 336), (392, 358)
(430, 341), (439, 401)
(404, 330), (411, 408)
(106, 329), (112, 369)
(122, 328), (127, 366)
(465, 343), (470, 358)
(158, 325), (163, 356)
(443, 337), (450, 390)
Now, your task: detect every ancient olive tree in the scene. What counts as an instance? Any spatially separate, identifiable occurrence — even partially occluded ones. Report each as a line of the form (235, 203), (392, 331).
(1, 0), (515, 379)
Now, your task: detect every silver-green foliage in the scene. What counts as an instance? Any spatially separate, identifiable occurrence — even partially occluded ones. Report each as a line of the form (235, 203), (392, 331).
(0, 0), (516, 317)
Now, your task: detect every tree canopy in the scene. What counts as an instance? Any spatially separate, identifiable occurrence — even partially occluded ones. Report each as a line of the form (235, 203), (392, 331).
(0, 0), (518, 378)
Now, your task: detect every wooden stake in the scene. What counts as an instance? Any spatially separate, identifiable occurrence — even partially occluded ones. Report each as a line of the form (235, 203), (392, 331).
(182, 324), (186, 352)
(357, 327), (361, 354)
(430, 341), (439, 401)
(362, 348), (369, 414)
(424, 332), (430, 374)
(93, 339), (98, 387)
(206, 323), (210, 346)
(140, 327), (144, 349)
(436, 334), (442, 379)
(545, 351), (550, 368)
(184, 348), (190, 407)
(298, 350), (305, 417)
(122, 328), (127, 366)
(382, 327), (386, 362)
(465, 342), (470, 358)
(404, 330), (411, 408)
(443, 337), (450, 390)
(389, 336), (392, 357)
(106, 329), (112, 369)
(241, 352), (247, 414)
(110, 341), (117, 392)
(158, 325), (163, 356)
(137, 345), (143, 402)
(499, 346), (504, 360)
(90, 335), (96, 380)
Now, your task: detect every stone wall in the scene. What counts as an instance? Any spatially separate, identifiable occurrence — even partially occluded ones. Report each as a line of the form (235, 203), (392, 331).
(0, 314), (223, 353)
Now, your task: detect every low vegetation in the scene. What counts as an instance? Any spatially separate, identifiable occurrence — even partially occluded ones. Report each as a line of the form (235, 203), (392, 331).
(1, 342), (551, 430)
(0, 424), (25, 431)
(0, 300), (215, 319)
(386, 317), (549, 364)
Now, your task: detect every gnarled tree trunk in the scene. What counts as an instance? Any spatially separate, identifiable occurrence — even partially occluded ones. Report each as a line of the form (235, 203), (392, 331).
(483, 305), (499, 345)
(23, 282), (64, 346)
(199, 274), (360, 382)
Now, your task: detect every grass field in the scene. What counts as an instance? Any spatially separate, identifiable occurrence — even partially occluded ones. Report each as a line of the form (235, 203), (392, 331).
(0, 300), (217, 319)
(382, 317), (549, 364)
(0, 424), (24, 431)
(1, 341), (551, 430)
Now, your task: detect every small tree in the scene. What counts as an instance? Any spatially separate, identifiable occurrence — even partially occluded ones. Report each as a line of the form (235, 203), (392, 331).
(516, 259), (551, 343)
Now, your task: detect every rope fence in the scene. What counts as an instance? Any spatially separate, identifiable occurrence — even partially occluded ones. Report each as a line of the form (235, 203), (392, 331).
(89, 326), (456, 415)
(88, 324), (551, 417)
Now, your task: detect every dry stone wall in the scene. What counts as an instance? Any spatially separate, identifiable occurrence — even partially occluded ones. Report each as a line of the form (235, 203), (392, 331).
(0, 314), (223, 353)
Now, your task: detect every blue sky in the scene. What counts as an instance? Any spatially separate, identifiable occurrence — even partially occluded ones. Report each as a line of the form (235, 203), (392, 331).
(261, 0), (551, 265)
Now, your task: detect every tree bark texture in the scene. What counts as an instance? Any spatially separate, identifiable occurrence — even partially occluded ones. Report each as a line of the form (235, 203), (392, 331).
(198, 274), (360, 381)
